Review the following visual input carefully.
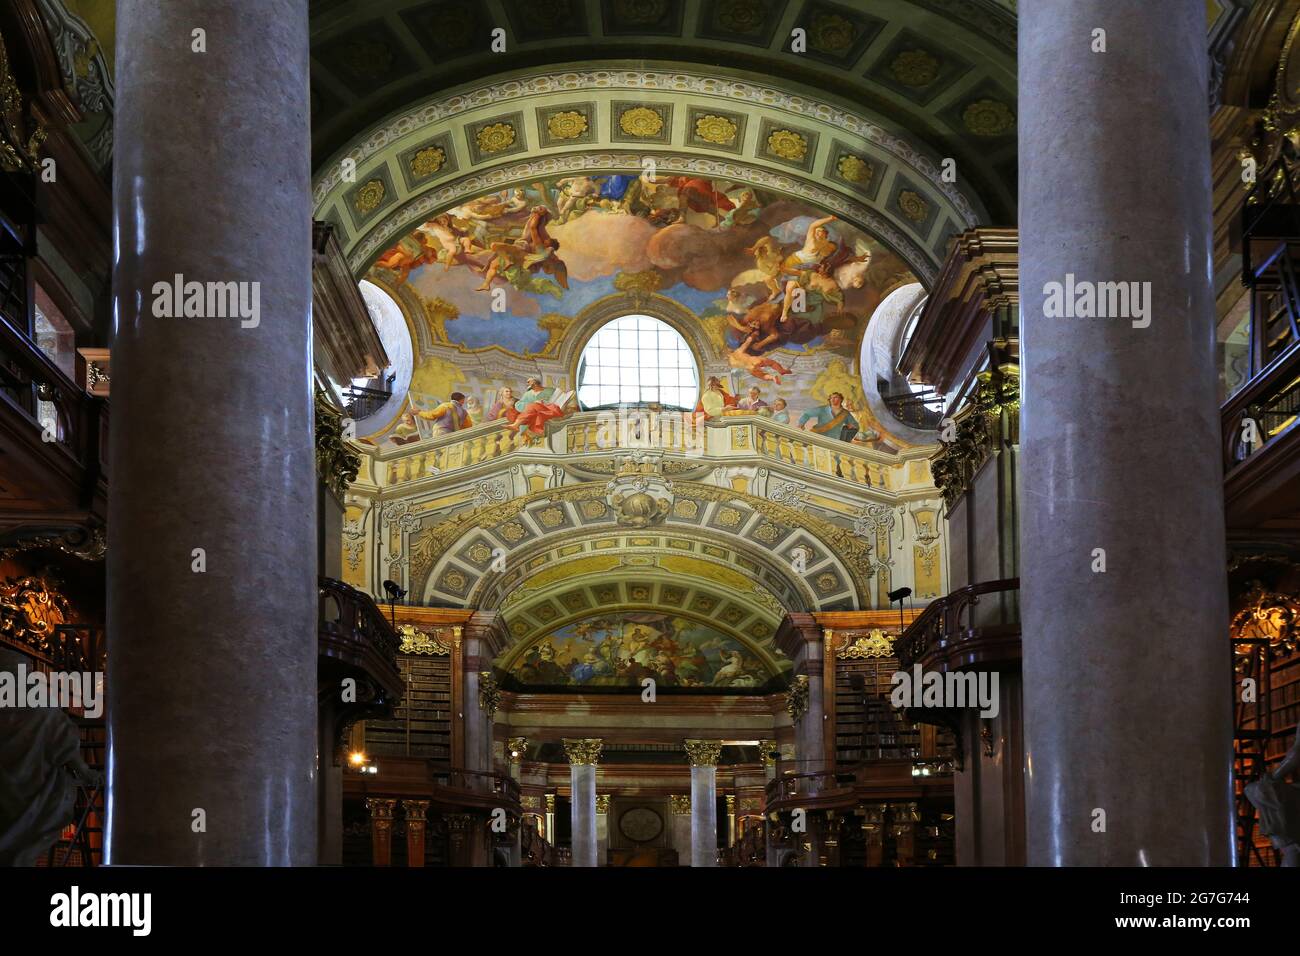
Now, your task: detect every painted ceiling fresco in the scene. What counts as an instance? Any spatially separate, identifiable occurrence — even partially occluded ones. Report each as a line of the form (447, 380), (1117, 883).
(362, 172), (918, 446)
(503, 611), (780, 690)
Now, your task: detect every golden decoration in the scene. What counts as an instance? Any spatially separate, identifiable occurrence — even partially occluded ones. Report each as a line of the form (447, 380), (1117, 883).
(409, 145), (446, 178)
(837, 629), (896, 659)
(809, 12), (856, 54)
(815, 572), (839, 592)
(786, 674), (810, 722)
(547, 110), (589, 140)
(0, 575), (69, 657)
(0, 32), (46, 173)
(538, 507), (566, 528)
(683, 739), (724, 766)
(766, 128), (808, 162)
(353, 178), (386, 215)
(695, 113), (738, 145)
(836, 154), (873, 184)
(314, 384), (360, 499)
(890, 49), (941, 88)
(478, 671), (501, 717)
(619, 106), (665, 138)
(614, 270), (666, 297)
(596, 795), (612, 813)
(441, 569), (468, 591)
(758, 740), (776, 767)
(397, 623), (452, 656)
(930, 364), (1019, 507)
(898, 189), (930, 223)
(563, 738), (604, 765)
(669, 794), (691, 814)
(962, 98), (1015, 137)
(476, 121), (517, 153)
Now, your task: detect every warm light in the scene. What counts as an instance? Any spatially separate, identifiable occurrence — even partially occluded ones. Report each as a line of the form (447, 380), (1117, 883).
(349, 751), (367, 766)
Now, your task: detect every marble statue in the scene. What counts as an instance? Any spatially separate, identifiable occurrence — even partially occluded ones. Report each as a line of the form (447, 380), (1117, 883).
(1245, 721), (1300, 867)
(0, 648), (101, 866)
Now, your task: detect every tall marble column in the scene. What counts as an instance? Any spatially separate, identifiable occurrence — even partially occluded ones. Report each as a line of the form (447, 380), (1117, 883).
(506, 737), (526, 866)
(563, 738), (602, 867)
(106, 0), (316, 866)
(684, 739), (722, 867)
(1020, 0), (1233, 865)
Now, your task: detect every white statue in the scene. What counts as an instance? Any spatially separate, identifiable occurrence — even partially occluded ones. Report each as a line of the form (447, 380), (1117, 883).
(0, 648), (101, 866)
(1245, 721), (1300, 867)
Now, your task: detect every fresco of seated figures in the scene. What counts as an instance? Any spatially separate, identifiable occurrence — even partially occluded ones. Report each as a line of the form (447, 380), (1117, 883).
(362, 172), (919, 449)
(503, 611), (781, 691)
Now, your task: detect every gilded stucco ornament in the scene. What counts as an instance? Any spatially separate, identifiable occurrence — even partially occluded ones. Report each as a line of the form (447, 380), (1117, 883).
(836, 154), (873, 184)
(0, 32), (45, 173)
(695, 113), (738, 145)
(353, 178), (386, 214)
(930, 365), (1018, 507)
(669, 794), (691, 814)
(890, 49), (941, 88)
(315, 386), (361, 499)
(562, 738), (604, 765)
(409, 145), (446, 177)
(397, 623), (452, 655)
(683, 739), (724, 766)
(619, 106), (664, 138)
(476, 121), (517, 153)
(0, 576), (69, 656)
(547, 110), (589, 140)
(898, 190), (930, 223)
(766, 128), (808, 162)
(808, 12), (856, 54)
(786, 674), (810, 722)
(837, 629), (895, 659)
(962, 98), (1015, 137)
(478, 671), (501, 717)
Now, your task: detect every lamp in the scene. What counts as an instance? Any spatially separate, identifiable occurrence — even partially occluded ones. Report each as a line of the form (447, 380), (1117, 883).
(382, 579), (406, 629)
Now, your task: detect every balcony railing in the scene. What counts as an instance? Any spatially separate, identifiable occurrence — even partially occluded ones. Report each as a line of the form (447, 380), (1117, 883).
(368, 409), (928, 493)
(764, 758), (953, 814)
(896, 578), (1021, 672)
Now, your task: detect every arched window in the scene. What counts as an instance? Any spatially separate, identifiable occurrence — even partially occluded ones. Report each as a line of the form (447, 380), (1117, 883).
(576, 314), (699, 409)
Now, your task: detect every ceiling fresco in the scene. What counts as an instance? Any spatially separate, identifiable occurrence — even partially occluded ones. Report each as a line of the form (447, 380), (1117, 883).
(502, 610), (788, 691)
(357, 172), (919, 445)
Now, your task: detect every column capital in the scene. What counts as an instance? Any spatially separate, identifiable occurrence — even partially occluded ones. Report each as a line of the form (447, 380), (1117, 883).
(596, 795), (611, 814)
(507, 736), (527, 763)
(563, 737), (603, 765)
(365, 797), (396, 819)
(758, 739), (777, 766)
(683, 739), (723, 766)
(670, 794), (691, 814)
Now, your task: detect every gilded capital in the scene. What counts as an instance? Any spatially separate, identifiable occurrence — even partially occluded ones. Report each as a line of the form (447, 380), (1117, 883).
(786, 674), (810, 722)
(683, 738), (724, 767)
(758, 739), (777, 767)
(478, 671), (501, 717)
(596, 795), (611, 814)
(669, 794), (691, 815)
(563, 738), (603, 765)
(507, 736), (527, 763)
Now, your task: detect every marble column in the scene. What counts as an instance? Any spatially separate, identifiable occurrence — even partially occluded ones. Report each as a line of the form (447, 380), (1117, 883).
(402, 800), (428, 868)
(506, 737), (526, 866)
(563, 738), (602, 867)
(596, 794), (610, 863)
(777, 615), (828, 771)
(684, 739), (722, 867)
(670, 795), (692, 865)
(1020, 0), (1233, 865)
(106, 0), (316, 866)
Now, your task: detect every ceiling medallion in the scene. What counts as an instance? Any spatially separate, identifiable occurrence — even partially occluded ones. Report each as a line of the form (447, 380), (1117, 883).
(766, 128), (808, 162)
(898, 189), (930, 223)
(409, 145), (446, 178)
(890, 48), (941, 88)
(962, 98), (1015, 137)
(547, 110), (589, 140)
(619, 106), (664, 138)
(809, 12), (857, 54)
(353, 178), (386, 214)
(695, 113), (738, 146)
(836, 153), (873, 184)
(614, 0), (670, 23)
(476, 121), (517, 153)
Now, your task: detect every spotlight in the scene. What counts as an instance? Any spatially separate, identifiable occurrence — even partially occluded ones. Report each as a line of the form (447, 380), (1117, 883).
(383, 580), (407, 601)
(887, 586), (912, 603)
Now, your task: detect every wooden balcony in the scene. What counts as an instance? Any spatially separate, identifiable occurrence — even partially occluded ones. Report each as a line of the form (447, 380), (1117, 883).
(1222, 338), (1300, 525)
(0, 312), (107, 541)
(343, 755), (521, 814)
(896, 577), (1021, 673)
(764, 759), (953, 815)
